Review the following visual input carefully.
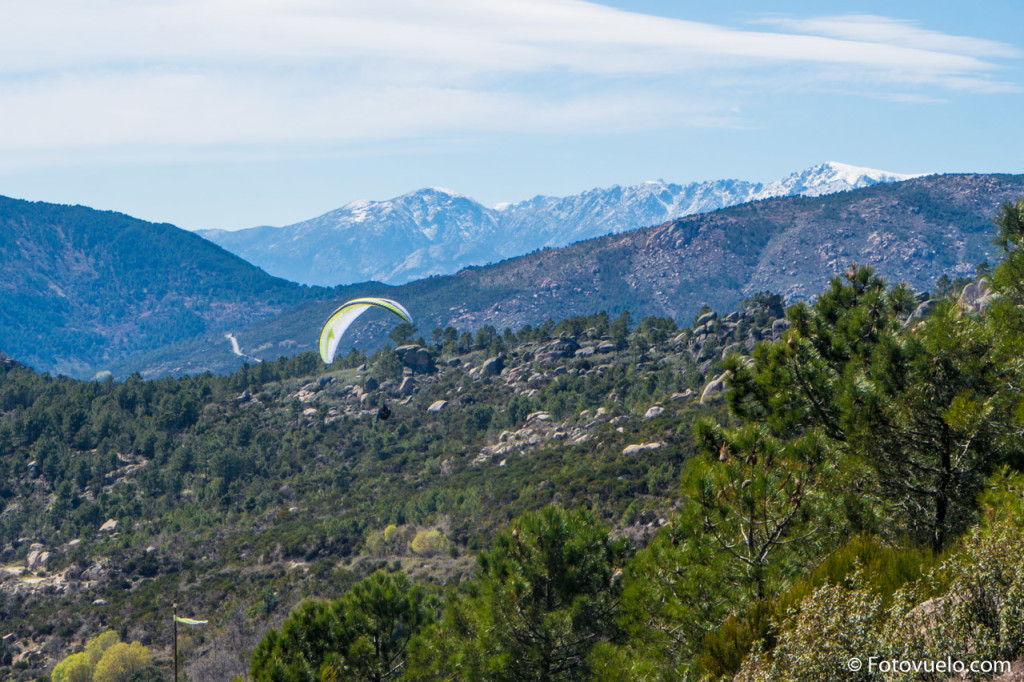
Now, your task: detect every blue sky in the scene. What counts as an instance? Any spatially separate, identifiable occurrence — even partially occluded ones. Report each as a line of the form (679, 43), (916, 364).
(0, 0), (1020, 231)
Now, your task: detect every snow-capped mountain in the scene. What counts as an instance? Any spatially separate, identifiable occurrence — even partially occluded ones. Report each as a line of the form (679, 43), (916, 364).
(199, 162), (921, 286)
(757, 161), (918, 198)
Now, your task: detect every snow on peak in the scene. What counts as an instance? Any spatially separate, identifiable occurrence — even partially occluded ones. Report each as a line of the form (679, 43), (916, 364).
(421, 186), (469, 199)
(818, 161), (921, 183)
(758, 161), (922, 199)
(207, 161), (926, 287)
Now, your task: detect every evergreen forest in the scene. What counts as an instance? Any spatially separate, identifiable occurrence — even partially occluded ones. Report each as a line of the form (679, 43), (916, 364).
(4, 200), (1024, 680)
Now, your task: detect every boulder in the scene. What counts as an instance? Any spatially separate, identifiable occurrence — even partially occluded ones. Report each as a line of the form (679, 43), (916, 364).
(427, 400), (448, 413)
(398, 376), (417, 397)
(959, 278), (997, 313)
(906, 299), (938, 324)
(721, 342), (742, 360)
(644, 405), (665, 419)
(536, 337), (578, 361)
(700, 373), (728, 403)
(363, 376), (379, 392)
(695, 310), (717, 327)
(395, 345), (436, 373)
(622, 442), (664, 456)
(481, 355), (504, 376)
(98, 519), (119, 534)
(26, 549), (49, 569)
(81, 562), (107, 581)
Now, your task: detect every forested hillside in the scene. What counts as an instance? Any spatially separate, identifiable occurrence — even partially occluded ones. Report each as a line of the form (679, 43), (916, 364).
(3, 198), (1024, 681)
(111, 173), (1024, 379)
(0, 196), (325, 378)
(5, 174), (1023, 381)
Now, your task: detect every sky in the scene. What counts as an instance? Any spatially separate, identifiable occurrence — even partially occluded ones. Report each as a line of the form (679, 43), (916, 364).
(0, 0), (1021, 231)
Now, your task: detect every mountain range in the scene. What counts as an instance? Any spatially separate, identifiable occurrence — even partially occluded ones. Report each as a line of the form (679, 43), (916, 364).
(199, 162), (919, 287)
(2, 171), (1022, 379)
(110, 173), (1024, 380)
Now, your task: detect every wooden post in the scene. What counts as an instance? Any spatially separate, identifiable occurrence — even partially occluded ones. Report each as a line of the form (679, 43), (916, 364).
(173, 602), (178, 682)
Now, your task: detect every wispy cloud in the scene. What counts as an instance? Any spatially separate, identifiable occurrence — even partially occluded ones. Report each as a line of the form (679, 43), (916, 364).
(754, 14), (1023, 59)
(0, 0), (1017, 165)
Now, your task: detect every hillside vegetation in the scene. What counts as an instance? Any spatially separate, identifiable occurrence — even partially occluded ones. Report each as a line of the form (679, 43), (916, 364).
(0, 196), (329, 378)
(2, 199), (1024, 680)
(5, 174), (1023, 381)
(115, 173), (1024, 379)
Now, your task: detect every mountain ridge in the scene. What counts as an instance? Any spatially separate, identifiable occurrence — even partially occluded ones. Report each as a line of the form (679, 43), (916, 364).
(0, 196), (323, 377)
(199, 162), (919, 286)
(113, 173), (1024, 379)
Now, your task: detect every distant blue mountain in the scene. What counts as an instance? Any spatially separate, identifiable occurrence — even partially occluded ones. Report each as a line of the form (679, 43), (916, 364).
(199, 162), (919, 286)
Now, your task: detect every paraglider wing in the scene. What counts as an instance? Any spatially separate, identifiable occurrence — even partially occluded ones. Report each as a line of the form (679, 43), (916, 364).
(318, 297), (413, 364)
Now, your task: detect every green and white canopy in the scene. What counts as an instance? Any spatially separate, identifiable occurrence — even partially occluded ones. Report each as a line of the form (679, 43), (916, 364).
(318, 297), (413, 364)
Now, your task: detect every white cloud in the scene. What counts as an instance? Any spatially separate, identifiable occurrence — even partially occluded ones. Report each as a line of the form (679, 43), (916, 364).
(754, 14), (1023, 59)
(0, 0), (1017, 165)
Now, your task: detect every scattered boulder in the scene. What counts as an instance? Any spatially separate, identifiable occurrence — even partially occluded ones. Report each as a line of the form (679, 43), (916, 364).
(26, 548), (49, 570)
(721, 342), (742, 360)
(695, 310), (717, 327)
(481, 355), (504, 376)
(398, 376), (417, 397)
(959, 278), (997, 313)
(906, 299), (939, 325)
(700, 373), (729, 403)
(395, 345), (436, 373)
(363, 376), (379, 392)
(98, 519), (119, 534)
(596, 341), (616, 353)
(644, 405), (665, 419)
(81, 561), (107, 581)
(535, 337), (578, 362)
(622, 442), (665, 456)
(427, 400), (448, 413)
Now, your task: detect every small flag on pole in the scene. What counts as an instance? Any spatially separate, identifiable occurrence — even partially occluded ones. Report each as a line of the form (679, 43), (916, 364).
(174, 615), (208, 626)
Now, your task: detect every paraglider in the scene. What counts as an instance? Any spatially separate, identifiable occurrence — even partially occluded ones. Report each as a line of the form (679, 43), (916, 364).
(318, 297), (413, 364)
